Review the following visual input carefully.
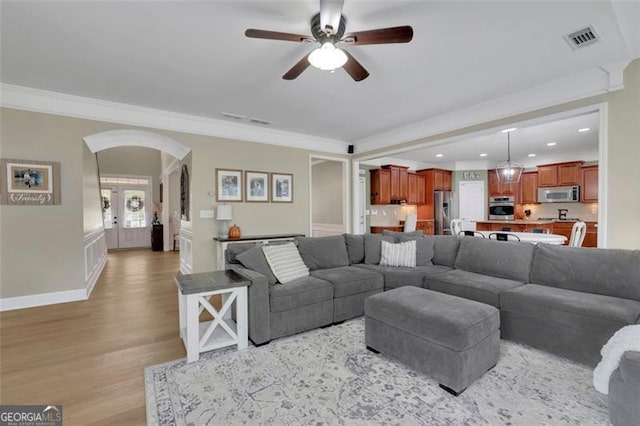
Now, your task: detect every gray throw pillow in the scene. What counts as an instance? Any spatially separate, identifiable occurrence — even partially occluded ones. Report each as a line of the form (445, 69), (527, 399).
(236, 245), (278, 286)
(295, 235), (349, 270)
(343, 234), (365, 265)
(364, 233), (395, 264)
(416, 237), (436, 266)
(382, 229), (424, 242)
(225, 242), (257, 264)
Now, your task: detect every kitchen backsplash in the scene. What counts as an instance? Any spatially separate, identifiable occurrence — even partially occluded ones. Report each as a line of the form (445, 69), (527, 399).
(369, 205), (418, 226)
(522, 202), (599, 221)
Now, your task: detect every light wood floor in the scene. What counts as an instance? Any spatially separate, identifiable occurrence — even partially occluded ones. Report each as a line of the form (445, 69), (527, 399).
(0, 249), (186, 425)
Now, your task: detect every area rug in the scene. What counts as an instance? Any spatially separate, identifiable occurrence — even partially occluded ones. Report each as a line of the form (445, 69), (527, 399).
(145, 319), (610, 425)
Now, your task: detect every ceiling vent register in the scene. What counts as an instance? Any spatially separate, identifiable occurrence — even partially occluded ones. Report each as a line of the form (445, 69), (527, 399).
(563, 26), (600, 50)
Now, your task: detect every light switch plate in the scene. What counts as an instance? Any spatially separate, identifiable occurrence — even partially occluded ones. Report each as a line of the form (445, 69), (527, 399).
(200, 210), (215, 219)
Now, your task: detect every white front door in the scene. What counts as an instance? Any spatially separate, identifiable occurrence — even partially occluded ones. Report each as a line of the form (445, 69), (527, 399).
(101, 187), (119, 249)
(118, 187), (151, 248)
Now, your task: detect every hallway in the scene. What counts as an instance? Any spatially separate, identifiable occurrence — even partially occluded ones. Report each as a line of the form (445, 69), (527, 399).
(0, 249), (184, 425)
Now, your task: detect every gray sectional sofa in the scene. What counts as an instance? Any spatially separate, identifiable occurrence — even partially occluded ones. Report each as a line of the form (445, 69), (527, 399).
(226, 232), (640, 424)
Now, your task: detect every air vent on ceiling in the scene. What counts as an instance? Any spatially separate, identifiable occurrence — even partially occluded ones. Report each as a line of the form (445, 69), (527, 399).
(563, 26), (600, 50)
(221, 112), (246, 120)
(249, 118), (272, 125)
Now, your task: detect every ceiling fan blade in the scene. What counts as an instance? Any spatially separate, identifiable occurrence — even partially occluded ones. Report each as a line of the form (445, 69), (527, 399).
(343, 26), (413, 45)
(282, 53), (312, 80)
(342, 50), (369, 82)
(245, 29), (312, 43)
(319, 0), (344, 35)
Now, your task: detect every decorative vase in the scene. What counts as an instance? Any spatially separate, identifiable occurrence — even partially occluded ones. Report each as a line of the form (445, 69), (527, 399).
(228, 224), (241, 239)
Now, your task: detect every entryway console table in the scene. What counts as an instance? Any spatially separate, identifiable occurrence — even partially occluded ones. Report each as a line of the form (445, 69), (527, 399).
(175, 270), (250, 363)
(213, 233), (305, 270)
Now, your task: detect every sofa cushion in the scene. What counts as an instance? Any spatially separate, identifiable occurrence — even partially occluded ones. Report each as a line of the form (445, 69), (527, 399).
(501, 284), (640, 332)
(262, 243), (309, 284)
(225, 242), (257, 264)
(531, 244), (640, 301)
(415, 237), (435, 266)
(343, 234), (365, 265)
(236, 245), (278, 286)
(426, 269), (525, 307)
(364, 233), (395, 265)
(382, 229), (424, 242)
(354, 264), (451, 290)
(311, 266), (384, 298)
(455, 237), (535, 282)
(296, 235), (349, 271)
(269, 276), (334, 313)
(432, 236), (461, 267)
(380, 240), (416, 268)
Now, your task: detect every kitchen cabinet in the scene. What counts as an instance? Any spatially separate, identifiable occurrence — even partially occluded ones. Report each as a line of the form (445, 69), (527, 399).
(537, 161), (583, 187)
(417, 175), (426, 205)
(407, 174), (417, 204)
(380, 165), (410, 201)
(583, 221), (598, 247)
(399, 219), (435, 235)
(488, 170), (518, 197)
(370, 169), (391, 204)
(417, 168), (453, 191)
(370, 226), (403, 234)
(519, 172), (538, 204)
(581, 165), (598, 202)
(400, 168), (409, 200)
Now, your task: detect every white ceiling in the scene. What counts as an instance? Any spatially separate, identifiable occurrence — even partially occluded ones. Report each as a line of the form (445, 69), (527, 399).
(1, 1), (638, 148)
(379, 111), (600, 170)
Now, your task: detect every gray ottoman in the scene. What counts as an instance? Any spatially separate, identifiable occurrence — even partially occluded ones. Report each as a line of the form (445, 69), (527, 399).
(365, 286), (500, 396)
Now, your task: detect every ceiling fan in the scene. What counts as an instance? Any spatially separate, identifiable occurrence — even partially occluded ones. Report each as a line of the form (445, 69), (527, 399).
(245, 0), (413, 81)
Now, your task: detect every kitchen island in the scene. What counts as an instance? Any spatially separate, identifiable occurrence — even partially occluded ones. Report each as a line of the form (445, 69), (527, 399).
(475, 220), (555, 233)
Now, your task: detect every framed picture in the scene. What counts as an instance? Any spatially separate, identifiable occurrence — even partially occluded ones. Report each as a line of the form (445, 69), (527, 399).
(245, 171), (269, 202)
(271, 172), (293, 203)
(216, 168), (243, 202)
(1, 158), (61, 205)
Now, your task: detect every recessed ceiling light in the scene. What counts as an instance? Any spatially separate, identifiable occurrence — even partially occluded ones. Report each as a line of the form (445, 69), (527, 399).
(501, 128), (517, 133)
(480, 153), (487, 157)
(547, 142), (556, 146)
(436, 154), (443, 158)
(578, 127), (591, 132)
(528, 154), (536, 157)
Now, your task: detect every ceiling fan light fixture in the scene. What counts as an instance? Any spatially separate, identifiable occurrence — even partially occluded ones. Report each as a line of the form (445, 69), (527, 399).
(308, 42), (348, 71)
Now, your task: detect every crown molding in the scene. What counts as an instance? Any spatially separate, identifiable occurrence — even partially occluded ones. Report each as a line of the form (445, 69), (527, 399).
(353, 63), (627, 154)
(0, 83), (348, 154)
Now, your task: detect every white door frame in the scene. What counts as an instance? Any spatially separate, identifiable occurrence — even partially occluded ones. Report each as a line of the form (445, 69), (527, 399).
(309, 154), (351, 237)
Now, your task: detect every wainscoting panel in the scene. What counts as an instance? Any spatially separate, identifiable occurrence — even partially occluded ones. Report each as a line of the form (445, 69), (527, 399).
(179, 228), (193, 274)
(84, 228), (108, 297)
(312, 223), (344, 237)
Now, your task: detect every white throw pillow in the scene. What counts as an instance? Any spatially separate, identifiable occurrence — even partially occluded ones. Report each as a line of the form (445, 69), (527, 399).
(379, 240), (417, 268)
(262, 242), (309, 284)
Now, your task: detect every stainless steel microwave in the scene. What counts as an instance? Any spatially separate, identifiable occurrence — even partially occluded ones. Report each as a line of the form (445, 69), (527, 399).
(538, 186), (580, 203)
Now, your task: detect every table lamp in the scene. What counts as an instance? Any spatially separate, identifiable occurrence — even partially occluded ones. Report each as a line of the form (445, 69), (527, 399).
(216, 205), (233, 238)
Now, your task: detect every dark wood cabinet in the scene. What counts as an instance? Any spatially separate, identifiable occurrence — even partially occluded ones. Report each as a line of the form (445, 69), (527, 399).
(389, 166), (400, 199)
(400, 168), (409, 200)
(370, 169), (391, 204)
(416, 175), (426, 205)
(370, 226), (403, 234)
(537, 161), (583, 187)
(417, 168), (452, 192)
(581, 166), (598, 202)
(407, 174), (417, 204)
(151, 224), (163, 251)
(519, 172), (538, 204)
(443, 171), (452, 191)
(488, 169), (518, 197)
(583, 222), (598, 247)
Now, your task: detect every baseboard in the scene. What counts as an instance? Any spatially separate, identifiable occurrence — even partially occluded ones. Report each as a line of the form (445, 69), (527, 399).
(0, 288), (88, 312)
(85, 252), (108, 298)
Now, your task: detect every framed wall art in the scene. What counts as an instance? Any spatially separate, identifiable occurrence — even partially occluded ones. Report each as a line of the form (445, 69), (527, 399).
(216, 168), (243, 202)
(1, 158), (61, 205)
(245, 170), (269, 202)
(271, 172), (293, 203)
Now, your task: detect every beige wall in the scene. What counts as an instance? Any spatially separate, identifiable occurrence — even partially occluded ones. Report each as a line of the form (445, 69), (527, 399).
(97, 146), (162, 205)
(0, 108), (337, 298)
(312, 161), (344, 224)
(82, 144), (103, 234)
(358, 59), (640, 249)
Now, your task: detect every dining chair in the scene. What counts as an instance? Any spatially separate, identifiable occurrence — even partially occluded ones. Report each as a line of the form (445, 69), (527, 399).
(488, 232), (521, 242)
(450, 219), (463, 236)
(459, 230), (485, 238)
(404, 213), (418, 232)
(568, 221), (587, 247)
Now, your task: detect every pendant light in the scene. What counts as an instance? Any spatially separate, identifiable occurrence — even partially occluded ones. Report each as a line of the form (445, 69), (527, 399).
(495, 129), (523, 184)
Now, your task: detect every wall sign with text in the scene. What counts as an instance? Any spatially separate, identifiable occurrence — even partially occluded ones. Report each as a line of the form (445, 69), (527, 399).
(1, 158), (62, 205)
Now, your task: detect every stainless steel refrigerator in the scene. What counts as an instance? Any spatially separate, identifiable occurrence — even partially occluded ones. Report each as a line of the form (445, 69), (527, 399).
(434, 190), (453, 235)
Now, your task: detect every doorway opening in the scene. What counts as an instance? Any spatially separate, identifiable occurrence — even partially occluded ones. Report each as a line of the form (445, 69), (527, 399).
(309, 155), (350, 237)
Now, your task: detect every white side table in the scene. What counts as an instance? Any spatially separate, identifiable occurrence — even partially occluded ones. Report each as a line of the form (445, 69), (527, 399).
(175, 270), (250, 363)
